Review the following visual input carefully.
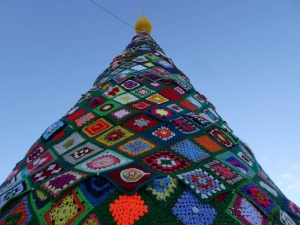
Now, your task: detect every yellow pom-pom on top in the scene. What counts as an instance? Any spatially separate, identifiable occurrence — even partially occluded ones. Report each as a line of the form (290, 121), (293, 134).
(135, 14), (152, 34)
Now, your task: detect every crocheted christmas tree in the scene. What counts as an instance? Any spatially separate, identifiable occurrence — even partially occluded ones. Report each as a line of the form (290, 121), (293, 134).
(1, 15), (300, 225)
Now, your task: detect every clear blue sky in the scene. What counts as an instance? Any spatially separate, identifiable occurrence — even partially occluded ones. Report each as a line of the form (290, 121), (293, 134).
(1, 0), (300, 205)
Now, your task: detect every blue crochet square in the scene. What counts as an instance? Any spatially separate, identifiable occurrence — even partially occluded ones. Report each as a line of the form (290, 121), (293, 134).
(171, 139), (210, 163)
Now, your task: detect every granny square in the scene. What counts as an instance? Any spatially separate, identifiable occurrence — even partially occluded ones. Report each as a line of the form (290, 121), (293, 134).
(82, 118), (113, 137)
(95, 126), (134, 147)
(117, 137), (156, 157)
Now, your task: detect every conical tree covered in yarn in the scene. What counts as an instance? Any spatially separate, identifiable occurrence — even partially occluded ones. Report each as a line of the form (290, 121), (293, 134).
(1, 15), (300, 225)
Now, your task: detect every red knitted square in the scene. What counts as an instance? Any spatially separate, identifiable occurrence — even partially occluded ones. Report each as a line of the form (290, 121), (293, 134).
(128, 100), (154, 111)
(159, 88), (182, 102)
(123, 114), (160, 133)
(179, 99), (197, 111)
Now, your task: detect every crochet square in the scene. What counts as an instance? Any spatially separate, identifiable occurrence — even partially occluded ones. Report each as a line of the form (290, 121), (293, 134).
(25, 144), (46, 164)
(31, 189), (50, 210)
(280, 210), (297, 225)
(122, 114), (160, 133)
(240, 183), (278, 218)
(0, 181), (27, 209)
(171, 139), (210, 163)
(131, 64), (147, 71)
(28, 153), (57, 177)
(216, 152), (256, 179)
(95, 126), (134, 147)
(172, 190), (217, 225)
(44, 189), (86, 225)
(147, 81), (163, 89)
(283, 198), (300, 220)
(0, 197), (32, 225)
(42, 120), (66, 142)
(114, 74), (132, 83)
(143, 72), (163, 82)
(132, 56), (148, 63)
(104, 163), (155, 194)
(53, 132), (85, 155)
(144, 125), (181, 147)
(66, 108), (86, 121)
(204, 160), (242, 184)
(40, 170), (87, 198)
(159, 87), (182, 102)
(228, 194), (269, 225)
(121, 79), (140, 90)
(146, 176), (178, 200)
(81, 214), (101, 225)
(167, 103), (184, 113)
(87, 96), (106, 108)
(146, 93), (169, 104)
(117, 137), (156, 157)
(143, 62), (155, 67)
(128, 100), (154, 111)
(207, 127), (234, 148)
(113, 93), (139, 105)
(131, 86), (154, 98)
(142, 150), (191, 174)
(151, 67), (169, 75)
(31, 162), (64, 183)
(203, 108), (220, 123)
(63, 142), (103, 165)
(83, 118), (113, 137)
(74, 112), (95, 127)
(172, 117), (200, 135)
(103, 85), (125, 98)
(179, 99), (197, 111)
(109, 193), (148, 225)
(93, 100), (122, 116)
(177, 168), (226, 200)
(194, 135), (223, 152)
(80, 176), (116, 207)
(111, 108), (133, 122)
(75, 150), (132, 174)
(187, 96), (202, 108)
(146, 106), (178, 122)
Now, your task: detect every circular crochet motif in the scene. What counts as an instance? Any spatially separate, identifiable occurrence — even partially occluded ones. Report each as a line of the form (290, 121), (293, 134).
(152, 126), (175, 140)
(120, 168), (150, 182)
(86, 155), (121, 170)
(150, 107), (174, 119)
(104, 130), (125, 142)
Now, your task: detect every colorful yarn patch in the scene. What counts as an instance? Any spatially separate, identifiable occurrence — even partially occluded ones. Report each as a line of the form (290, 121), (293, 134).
(111, 108), (133, 122)
(31, 162), (63, 183)
(147, 106), (177, 122)
(203, 108), (220, 123)
(63, 142), (103, 165)
(109, 193), (148, 225)
(103, 85), (125, 98)
(172, 117), (200, 135)
(80, 176), (116, 207)
(216, 152), (256, 179)
(31, 189), (49, 209)
(40, 170), (87, 198)
(142, 150), (191, 174)
(0, 181), (27, 209)
(171, 139), (210, 163)
(122, 114), (160, 133)
(121, 79), (140, 90)
(172, 189), (217, 225)
(117, 137), (156, 157)
(167, 103), (184, 113)
(27, 151), (55, 174)
(145, 125), (181, 147)
(194, 135), (223, 153)
(75, 112), (95, 127)
(104, 164), (154, 194)
(53, 132), (85, 155)
(185, 112), (212, 127)
(76, 150), (132, 174)
(283, 198), (300, 220)
(25, 145), (46, 164)
(131, 86), (154, 98)
(113, 93), (139, 104)
(240, 183), (278, 217)
(280, 210), (297, 225)
(95, 126), (134, 147)
(146, 93), (169, 104)
(93, 100), (122, 116)
(127, 100), (154, 111)
(44, 189), (85, 225)
(179, 99), (197, 111)
(177, 168), (226, 200)
(66, 108), (86, 121)
(87, 96), (106, 108)
(83, 118), (112, 137)
(81, 213), (101, 225)
(187, 96), (202, 108)
(146, 176), (177, 200)
(204, 160), (242, 184)
(0, 197), (32, 225)
(159, 87), (182, 102)
(174, 86), (186, 95)
(42, 120), (66, 142)
(228, 194), (269, 225)
(208, 127), (234, 149)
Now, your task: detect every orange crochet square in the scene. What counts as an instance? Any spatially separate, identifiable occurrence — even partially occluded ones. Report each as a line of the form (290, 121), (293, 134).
(194, 135), (223, 152)
(179, 99), (197, 111)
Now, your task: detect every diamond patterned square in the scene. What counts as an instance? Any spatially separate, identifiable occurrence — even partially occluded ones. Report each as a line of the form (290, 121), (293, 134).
(113, 93), (139, 104)
(128, 100), (154, 111)
(121, 79), (140, 90)
(142, 150), (191, 174)
(131, 86), (154, 98)
(95, 126), (134, 147)
(146, 93), (169, 104)
(208, 127), (234, 148)
(122, 114), (160, 133)
(117, 137), (156, 157)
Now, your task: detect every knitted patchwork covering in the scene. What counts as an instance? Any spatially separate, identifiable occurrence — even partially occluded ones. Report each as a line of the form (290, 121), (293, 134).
(1, 29), (300, 225)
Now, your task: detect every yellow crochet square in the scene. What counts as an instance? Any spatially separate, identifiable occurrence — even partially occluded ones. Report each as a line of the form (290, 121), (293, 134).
(146, 93), (169, 104)
(95, 126), (134, 147)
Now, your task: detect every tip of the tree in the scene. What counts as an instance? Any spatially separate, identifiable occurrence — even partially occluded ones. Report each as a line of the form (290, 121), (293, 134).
(135, 14), (152, 34)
